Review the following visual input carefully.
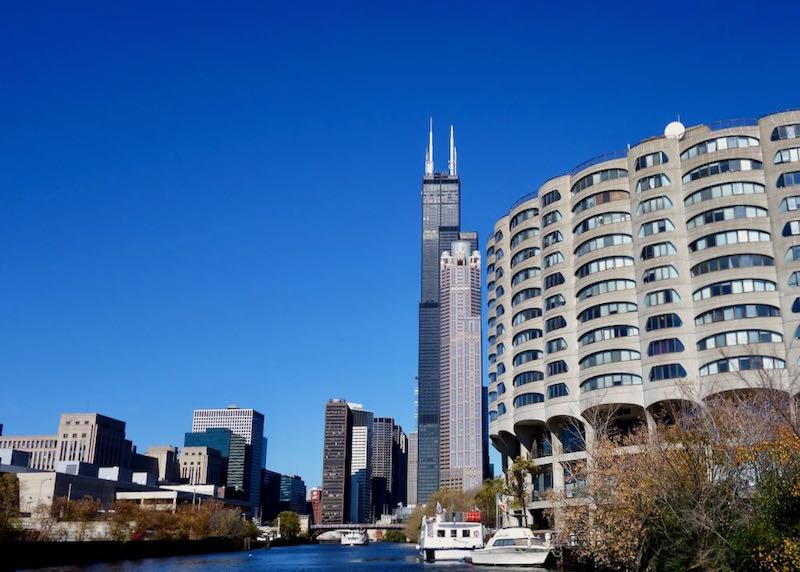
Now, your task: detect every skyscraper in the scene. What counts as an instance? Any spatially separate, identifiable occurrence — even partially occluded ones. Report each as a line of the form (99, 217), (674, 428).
(184, 428), (247, 496)
(348, 403), (373, 523)
(407, 432), (418, 506)
(191, 406), (265, 516)
(321, 399), (352, 524)
(417, 122), (478, 503)
(440, 242), (484, 492)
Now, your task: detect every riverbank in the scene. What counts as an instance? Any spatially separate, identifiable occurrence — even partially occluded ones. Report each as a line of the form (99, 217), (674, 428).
(0, 537), (251, 571)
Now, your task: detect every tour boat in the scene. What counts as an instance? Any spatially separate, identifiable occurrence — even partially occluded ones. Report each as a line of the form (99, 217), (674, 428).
(417, 506), (484, 562)
(467, 527), (552, 567)
(340, 529), (369, 546)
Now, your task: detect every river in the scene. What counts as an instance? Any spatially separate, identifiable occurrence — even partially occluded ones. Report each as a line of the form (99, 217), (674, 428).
(36, 542), (554, 571)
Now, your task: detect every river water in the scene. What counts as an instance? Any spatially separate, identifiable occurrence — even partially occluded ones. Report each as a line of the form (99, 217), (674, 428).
(39, 543), (553, 571)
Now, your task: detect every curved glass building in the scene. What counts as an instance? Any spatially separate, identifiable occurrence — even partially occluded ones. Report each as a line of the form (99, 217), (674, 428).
(486, 109), (800, 525)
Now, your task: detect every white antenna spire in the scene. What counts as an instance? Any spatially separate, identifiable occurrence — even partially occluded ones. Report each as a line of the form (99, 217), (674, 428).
(425, 118), (434, 176)
(448, 124), (457, 176)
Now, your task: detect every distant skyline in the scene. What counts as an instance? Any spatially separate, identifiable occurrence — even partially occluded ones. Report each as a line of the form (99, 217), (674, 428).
(3, 1), (800, 487)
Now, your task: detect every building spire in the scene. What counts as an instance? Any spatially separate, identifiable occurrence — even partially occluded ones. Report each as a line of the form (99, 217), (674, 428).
(425, 118), (434, 176)
(448, 124), (457, 176)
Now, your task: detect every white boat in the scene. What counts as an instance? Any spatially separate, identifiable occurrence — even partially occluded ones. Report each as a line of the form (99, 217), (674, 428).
(340, 529), (369, 546)
(467, 527), (552, 567)
(417, 507), (484, 562)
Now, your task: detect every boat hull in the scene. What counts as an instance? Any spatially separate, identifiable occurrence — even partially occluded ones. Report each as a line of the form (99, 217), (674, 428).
(420, 548), (475, 562)
(469, 547), (550, 566)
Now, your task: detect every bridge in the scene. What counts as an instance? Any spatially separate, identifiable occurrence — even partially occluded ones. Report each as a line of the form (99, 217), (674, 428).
(310, 523), (404, 531)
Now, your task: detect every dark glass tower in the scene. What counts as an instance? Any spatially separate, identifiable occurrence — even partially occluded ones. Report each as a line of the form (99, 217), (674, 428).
(417, 123), (477, 503)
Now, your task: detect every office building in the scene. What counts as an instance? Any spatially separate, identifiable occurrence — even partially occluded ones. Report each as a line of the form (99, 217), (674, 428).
(261, 469), (282, 521)
(407, 432), (418, 505)
(179, 446), (224, 486)
(348, 403), (373, 523)
(392, 425), (408, 506)
(145, 445), (180, 483)
(439, 241), (484, 492)
(417, 122), (478, 503)
(321, 399), (352, 524)
(192, 407), (265, 514)
(280, 474), (307, 514)
(486, 109), (800, 525)
(184, 428), (247, 497)
(0, 435), (58, 470)
(310, 487), (323, 525)
(372, 417), (407, 516)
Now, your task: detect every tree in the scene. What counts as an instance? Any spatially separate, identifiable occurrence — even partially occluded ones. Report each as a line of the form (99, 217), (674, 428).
(382, 529), (406, 542)
(506, 456), (539, 527)
(0, 473), (19, 541)
(473, 478), (505, 528)
(275, 511), (300, 539)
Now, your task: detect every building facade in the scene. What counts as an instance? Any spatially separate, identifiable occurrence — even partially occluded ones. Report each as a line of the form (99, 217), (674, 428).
(184, 427), (247, 497)
(439, 241), (484, 492)
(417, 122), (479, 504)
(0, 435), (58, 470)
(279, 474), (307, 514)
(145, 445), (180, 483)
(310, 487), (323, 524)
(191, 407), (265, 515)
(406, 432), (418, 505)
(179, 446), (224, 486)
(486, 110), (800, 524)
(348, 403), (373, 523)
(321, 399), (352, 524)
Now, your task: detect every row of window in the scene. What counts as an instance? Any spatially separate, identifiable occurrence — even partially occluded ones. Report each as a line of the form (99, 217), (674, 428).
(697, 329), (782, 351)
(689, 229), (771, 252)
(575, 233), (631, 257)
(682, 158), (762, 184)
(636, 173), (670, 193)
(510, 247), (539, 268)
(637, 195), (672, 215)
(680, 135), (759, 161)
(573, 190), (628, 215)
(511, 227), (540, 249)
(635, 151), (668, 171)
(687, 205), (767, 229)
(510, 207), (538, 229)
(576, 255), (634, 278)
(571, 168), (628, 195)
(774, 147), (800, 165)
(579, 324), (638, 346)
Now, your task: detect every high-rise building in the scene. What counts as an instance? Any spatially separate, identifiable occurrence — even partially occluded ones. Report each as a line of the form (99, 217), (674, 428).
(184, 428), (247, 497)
(417, 121), (479, 504)
(486, 110), (800, 526)
(56, 413), (131, 467)
(407, 432), (418, 505)
(392, 425), (408, 506)
(310, 487), (323, 525)
(440, 242), (484, 492)
(280, 474), (307, 514)
(179, 446), (224, 486)
(191, 407), (265, 514)
(348, 403), (373, 523)
(145, 445), (180, 483)
(260, 469), (282, 521)
(372, 417), (408, 516)
(321, 399), (352, 524)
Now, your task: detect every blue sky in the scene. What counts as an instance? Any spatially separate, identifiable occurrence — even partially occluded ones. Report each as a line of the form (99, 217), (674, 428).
(2, 1), (799, 488)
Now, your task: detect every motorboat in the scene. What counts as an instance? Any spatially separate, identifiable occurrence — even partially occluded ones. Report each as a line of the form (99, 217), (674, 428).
(417, 505), (484, 562)
(467, 527), (552, 567)
(340, 529), (369, 546)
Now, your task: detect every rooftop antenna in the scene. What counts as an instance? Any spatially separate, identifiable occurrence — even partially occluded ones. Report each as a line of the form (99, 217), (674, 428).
(449, 125), (457, 176)
(425, 118), (434, 175)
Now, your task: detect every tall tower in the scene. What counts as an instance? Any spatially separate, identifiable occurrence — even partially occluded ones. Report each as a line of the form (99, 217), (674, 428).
(321, 399), (352, 524)
(348, 403), (373, 523)
(417, 121), (478, 503)
(439, 242), (484, 491)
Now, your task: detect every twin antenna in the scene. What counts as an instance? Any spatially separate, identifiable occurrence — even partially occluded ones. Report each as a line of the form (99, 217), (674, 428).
(425, 118), (457, 176)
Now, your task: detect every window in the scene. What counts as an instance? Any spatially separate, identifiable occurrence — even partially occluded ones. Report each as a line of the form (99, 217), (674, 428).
(545, 315), (567, 332)
(495, 249), (504, 260)
(496, 304), (505, 316)
(487, 246), (495, 257)
(542, 209), (562, 228)
(487, 262), (495, 274)
(511, 228), (540, 248)
(488, 411), (497, 422)
(783, 221), (800, 236)
(579, 325), (639, 346)
(543, 230), (564, 248)
(546, 337), (567, 353)
(495, 286), (505, 297)
(488, 298), (496, 310)
(645, 313), (683, 331)
(649, 363), (687, 381)
(544, 294), (566, 310)
(513, 350), (543, 366)
(636, 195), (672, 216)
(777, 172), (800, 188)
(641, 241), (677, 260)
(639, 218), (674, 238)
(511, 247), (540, 268)
(580, 349), (640, 369)
(695, 304), (780, 326)
(786, 246), (800, 262)
(547, 360), (568, 376)
(513, 371), (544, 386)
(699, 356), (784, 376)
(513, 329), (543, 346)
(691, 254), (773, 277)
(577, 279), (636, 301)
(547, 383), (570, 399)
(697, 330), (782, 351)
(635, 151), (668, 170)
(544, 272), (566, 290)
(780, 196), (800, 213)
(571, 168), (628, 194)
(684, 181), (765, 206)
(513, 308), (542, 326)
(693, 279), (775, 301)
(774, 148), (800, 164)
(541, 189), (561, 207)
(642, 265), (679, 283)
(510, 207), (539, 228)
(572, 190), (629, 214)
(496, 343), (505, 355)
(687, 205), (768, 229)
(544, 251), (565, 268)
(647, 338), (685, 356)
(771, 124), (800, 141)
(576, 256), (634, 278)
(580, 373), (642, 393)
(487, 280), (495, 292)
(494, 230), (504, 242)
(791, 271), (800, 287)
(681, 135), (760, 160)
(574, 212), (631, 236)
(497, 382), (507, 394)
(513, 393), (545, 408)
(512, 267), (541, 286)
(575, 234), (632, 257)
(512, 288), (541, 307)
(497, 363), (506, 374)
(497, 403), (507, 416)
(635, 173), (670, 192)
(578, 302), (637, 323)
(682, 159), (762, 183)
(690, 229), (771, 251)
